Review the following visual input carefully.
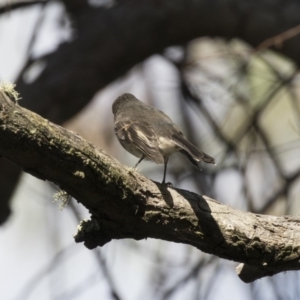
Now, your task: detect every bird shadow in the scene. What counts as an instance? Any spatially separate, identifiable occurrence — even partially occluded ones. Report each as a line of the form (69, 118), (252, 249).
(152, 181), (224, 247)
(152, 181), (175, 208)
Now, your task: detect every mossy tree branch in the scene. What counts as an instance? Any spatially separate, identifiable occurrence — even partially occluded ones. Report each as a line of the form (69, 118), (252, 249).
(0, 89), (300, 283)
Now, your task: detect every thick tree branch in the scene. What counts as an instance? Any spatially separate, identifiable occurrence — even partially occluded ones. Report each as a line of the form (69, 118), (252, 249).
(0, 89), (300, 283)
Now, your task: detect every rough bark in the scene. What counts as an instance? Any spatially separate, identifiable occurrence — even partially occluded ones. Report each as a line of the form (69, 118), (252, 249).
(0, 89), (300, 283)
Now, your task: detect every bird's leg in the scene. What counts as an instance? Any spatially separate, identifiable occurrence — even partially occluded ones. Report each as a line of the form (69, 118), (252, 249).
(133, 155), (145, 169)
(162, 159), (168, 184)
(128, 155), (145, 175)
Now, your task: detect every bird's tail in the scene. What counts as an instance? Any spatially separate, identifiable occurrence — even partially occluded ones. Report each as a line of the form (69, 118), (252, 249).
(172, 134), (216, 166)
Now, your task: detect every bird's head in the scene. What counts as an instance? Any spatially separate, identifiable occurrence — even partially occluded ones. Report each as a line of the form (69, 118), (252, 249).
(112, 93), (138, 115)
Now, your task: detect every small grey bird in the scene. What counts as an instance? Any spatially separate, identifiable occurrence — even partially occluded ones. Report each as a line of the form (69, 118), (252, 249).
(112, 93), (216, 184)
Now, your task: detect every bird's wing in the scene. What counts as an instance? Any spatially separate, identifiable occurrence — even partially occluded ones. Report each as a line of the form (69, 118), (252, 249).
(114, 120), (164, 164)
(172, 133), (216, 165)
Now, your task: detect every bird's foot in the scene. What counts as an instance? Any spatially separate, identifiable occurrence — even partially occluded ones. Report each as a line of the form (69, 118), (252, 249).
(162, 181), (173, 188)
(128, 167), (137, 174)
